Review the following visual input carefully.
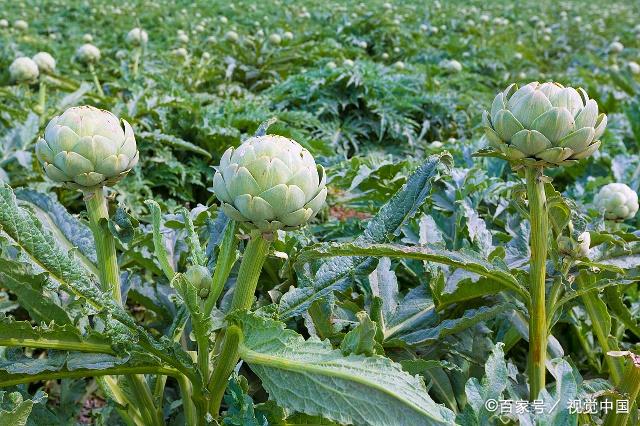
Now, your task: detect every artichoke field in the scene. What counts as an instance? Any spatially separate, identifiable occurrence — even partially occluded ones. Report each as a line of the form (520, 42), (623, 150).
(0, 1), (639, 426)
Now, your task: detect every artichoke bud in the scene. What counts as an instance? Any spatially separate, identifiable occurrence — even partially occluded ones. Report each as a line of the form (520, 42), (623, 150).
(9, 57), (39, 83)
(184, 265), (213, 299)
(483, 81), (606, 167)
(212, 134), (327, 232)
(76, 44), (101, 64)
(594, 183), (639, 221)
(32, 52), (56, 75)
(557, 231), (590, 259)
(36, 106), (139, 190)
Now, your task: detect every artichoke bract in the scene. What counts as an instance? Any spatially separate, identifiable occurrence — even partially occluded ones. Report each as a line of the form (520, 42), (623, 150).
(594, 183), (639, 221)
(212, 135), (327, 232)
(483, 82), (606, 167)
(36, 106), (139, 190)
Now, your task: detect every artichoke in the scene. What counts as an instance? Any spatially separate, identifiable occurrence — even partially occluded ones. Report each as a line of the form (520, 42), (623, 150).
(483, 82), (606, 167)
(126, 27), (148, 46)
(558, 231), (590, 259)
(32, 52), (56, 74)
(9, 57), (39, 83)
(594, 183), (638, 221)
(184, 265), (213, 299)
(76, 43), (101, 64)
(36, 106), (139, 190)
(212, 135), (327, 232)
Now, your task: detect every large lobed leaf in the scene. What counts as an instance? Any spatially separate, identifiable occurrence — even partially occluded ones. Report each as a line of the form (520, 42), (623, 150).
(234, 312), (456, 426)
(279, 153), (452, 319)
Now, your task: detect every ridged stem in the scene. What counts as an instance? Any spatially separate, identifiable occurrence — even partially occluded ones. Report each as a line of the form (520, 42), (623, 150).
(209, 234), (270, 416)
(85, 188), (121, 304)
(604, 354), (640, 426)
(37, 79), (46, 118)
(525, 167), (548, 400)
(209, 326), (242, 417)
(88, 63), (104, 96)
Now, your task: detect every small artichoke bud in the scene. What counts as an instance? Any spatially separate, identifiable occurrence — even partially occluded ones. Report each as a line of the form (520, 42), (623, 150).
(184, 265), (213, 299)
(0, 19), (8, 28)
(283, 31), (293, 40)
(343, 59), (355, 67)
(482, 82), (606, 167)
(9, 57), (39, 83)
(440, 59), (462, 73)
(393, 61), (405, 70)
(594, 183), (639, 221)
(212, 134), (327, 232)
(608, 41), (624, 54)
(83, 33), (93, 42)
(126, 27), (148, 47)
(76, 43), (101, 64)
(13, 19), (28, 31)
(225, 30), (239, 42)
(177, 33), (189, 44)
(269, 33), (282, 45)
(558, 231), (590, 259)
(36, 106), (139, 190)
(32, 52), (56, 74)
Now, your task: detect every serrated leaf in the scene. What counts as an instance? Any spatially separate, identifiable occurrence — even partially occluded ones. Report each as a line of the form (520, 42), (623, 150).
(0, 259), (72, 325)
(279, 154), (451, 319)
(15, 189), (98, 275)
(0, 390), (47, 426)
(234, 312), (456, 426)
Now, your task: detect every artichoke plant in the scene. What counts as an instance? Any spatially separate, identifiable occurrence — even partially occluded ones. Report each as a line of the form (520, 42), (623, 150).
(483, 82), (606, 167)
(126, 27), (148, 46)
(212, 135), (327, 232)
(36, 106), (139, 190)
(594, 183), (639, 221)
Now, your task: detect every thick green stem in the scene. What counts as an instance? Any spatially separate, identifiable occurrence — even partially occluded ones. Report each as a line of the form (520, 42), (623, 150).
(85, 188), (160, 424)
(209, 235), (270, 416)
(525, 167), (548, 400)
(132, 48), (141, 78)
(177, 373), (198, 426)
(604, 354), (640, 426)
(125, 375), (162, 426)
(209, 326), (242, 416)
(229, 235), (271, 312)
(88, 63), (104, 96)
(580, 288), (624, 385)
(195, 324), (210, 394)
(37, 79), (46, 118)
(85, 188), (122, 305)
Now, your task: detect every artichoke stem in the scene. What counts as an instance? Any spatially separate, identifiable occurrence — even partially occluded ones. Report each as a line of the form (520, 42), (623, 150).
(209, 326), (242, 418)
(208, 235), (270, 417)
(37, 79), (46, 118)
(132, 47), (141, 78)
(604, 354), (640, 426)
(85, 187), (122, 305)
(88, 63), (104, 97)
(525, 167), (548, 400)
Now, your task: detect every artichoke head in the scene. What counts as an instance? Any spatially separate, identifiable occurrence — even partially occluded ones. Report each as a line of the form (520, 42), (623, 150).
(212, 135), (327, 232)
(483, 81), (606, 167)
(594, 183), (639, 221)
(36, 106), (139, 190)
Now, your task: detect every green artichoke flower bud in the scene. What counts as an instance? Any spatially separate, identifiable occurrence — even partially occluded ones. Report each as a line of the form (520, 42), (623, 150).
(212, 135), (327, 232)
(36, 106), (139, 190)
(225, 30), (239, 42)
(0, 19), (8, 28)
(440, 59), (462, 73)
(483, 82), (606, 167)
(269, 33), (282, 45)
(76, 43), (101, 64)
(594, 183), (639, 221)
(126, 27), (148, 46)
(9, 57), (39, 83)
(32, 52), (56, 74)
(557, 231), (590, 259)
(83, 34), (93, 42)
(13, 19), (28, 31)
(184, 265), (213, 299)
